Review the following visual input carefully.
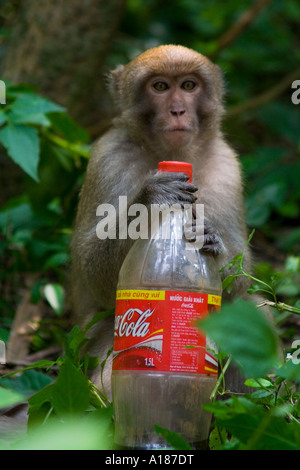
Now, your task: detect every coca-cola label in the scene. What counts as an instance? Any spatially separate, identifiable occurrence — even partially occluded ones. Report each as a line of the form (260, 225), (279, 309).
(113, 290), (221, 375)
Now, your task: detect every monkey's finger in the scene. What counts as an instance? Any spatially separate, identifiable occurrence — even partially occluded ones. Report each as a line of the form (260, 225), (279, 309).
(180, 182), (198, 193)
(156, 171), (192, 183)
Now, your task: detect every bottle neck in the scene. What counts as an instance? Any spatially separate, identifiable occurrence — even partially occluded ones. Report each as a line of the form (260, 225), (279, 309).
(150, 204), (194, 242)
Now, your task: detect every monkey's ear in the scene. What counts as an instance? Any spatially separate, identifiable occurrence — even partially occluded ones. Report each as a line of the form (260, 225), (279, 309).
(107, 65), (125, 103)
(214, 64), (225, 101)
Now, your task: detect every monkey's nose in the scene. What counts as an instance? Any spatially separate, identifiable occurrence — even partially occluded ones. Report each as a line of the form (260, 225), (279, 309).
(170, 108), (186, 117)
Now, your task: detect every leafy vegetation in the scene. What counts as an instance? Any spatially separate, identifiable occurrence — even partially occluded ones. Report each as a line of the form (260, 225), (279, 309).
(0, 0), (299, 451)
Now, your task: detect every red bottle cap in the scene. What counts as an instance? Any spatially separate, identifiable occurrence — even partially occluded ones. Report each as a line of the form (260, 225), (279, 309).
(158, 161), (192, 182)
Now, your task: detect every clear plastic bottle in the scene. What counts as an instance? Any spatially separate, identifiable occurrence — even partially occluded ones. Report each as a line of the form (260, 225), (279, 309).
(112, 161), (222, 450)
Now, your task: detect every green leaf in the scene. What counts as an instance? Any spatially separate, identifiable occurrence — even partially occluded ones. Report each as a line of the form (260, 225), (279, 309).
(222, 274), (238, 292)
(276, 360), (300, 382)
(0, 123), (40, 181)
(28, 383), (53, 407)
(0, 327), (9, 343)
(285, 256), (300, 273)
(199, 300), (279, 378)
(244, 378), (273, 388)
(84, 309), (115, 334)
(1, 369), (53, 397)
(204, 396), (263, 420)
(28, 382), (55, 419)
(12, 408), (114, 450)
(50, 357), (90, 416)
(209, 426), (228, 450)
(217, 414), (300, 450)
(250, 389), (274, 399)
(43, 283), (65, 316)
(43, 252), (69, 269)
(8, 93), (65, 126)
(48, 112), (89, 143)
(154, 424), (193, 450)
(66, 325), (86, 356)
(0, 198), (35, 231)
(0, 386), (25, 408)
(0, 110), (7, 126)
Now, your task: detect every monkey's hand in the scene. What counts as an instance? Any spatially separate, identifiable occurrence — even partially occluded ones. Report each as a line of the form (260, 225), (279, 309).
(185, 215), (226, 256)
(201, 218), (226, 256)
(139, 171), (198, 206)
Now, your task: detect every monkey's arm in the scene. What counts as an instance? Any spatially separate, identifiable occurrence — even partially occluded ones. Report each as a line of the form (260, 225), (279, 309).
(71, 132), (199, 319)
(70, 132), (147, 317)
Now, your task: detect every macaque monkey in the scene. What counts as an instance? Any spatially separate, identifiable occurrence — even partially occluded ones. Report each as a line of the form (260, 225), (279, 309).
(70, 45), (253, 395)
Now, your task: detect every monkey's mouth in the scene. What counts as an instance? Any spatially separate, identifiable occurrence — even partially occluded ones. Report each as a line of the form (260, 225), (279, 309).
(165, 127), (191, 132)
(163, 128), (193, 146)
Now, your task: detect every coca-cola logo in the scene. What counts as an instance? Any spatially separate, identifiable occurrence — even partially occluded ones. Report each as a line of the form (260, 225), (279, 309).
(114, 308), (155, 338)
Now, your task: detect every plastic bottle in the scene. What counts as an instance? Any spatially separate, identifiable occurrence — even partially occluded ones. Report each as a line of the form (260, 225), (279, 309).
(112, 161), (222, 449)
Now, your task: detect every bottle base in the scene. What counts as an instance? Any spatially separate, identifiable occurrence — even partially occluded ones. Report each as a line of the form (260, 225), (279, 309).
(115, 438), (209, 451)
(112, 370), (216, 450)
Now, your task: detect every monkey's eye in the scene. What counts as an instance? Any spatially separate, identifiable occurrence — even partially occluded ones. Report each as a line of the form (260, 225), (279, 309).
(153, 81), (169, 92)
(182, 81), (196, 91)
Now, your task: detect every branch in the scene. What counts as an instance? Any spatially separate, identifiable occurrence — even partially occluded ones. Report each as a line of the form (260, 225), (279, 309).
(257, 300), (300, 314)
(226, 66), (300, 118)
(217, 0), (275, 52)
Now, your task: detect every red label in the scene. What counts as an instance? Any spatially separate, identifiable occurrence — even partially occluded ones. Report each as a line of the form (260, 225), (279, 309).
(113, 290), (221, 375)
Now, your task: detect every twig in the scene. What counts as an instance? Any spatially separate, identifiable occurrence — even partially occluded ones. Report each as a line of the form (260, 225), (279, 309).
(257, 300), (300, 315)
(217, 0), (275, 52)
(226, 66), (300, 118)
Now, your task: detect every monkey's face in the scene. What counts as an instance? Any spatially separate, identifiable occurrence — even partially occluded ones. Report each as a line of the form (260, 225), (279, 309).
(144, 74), (202, 148)
(111, 46), (225, 149)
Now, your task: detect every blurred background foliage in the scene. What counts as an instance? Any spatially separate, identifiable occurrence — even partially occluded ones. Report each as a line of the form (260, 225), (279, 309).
(0, 0), (299, 383)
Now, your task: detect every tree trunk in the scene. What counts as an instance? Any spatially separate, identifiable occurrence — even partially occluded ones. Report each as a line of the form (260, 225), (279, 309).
(1, 0), (126, 134)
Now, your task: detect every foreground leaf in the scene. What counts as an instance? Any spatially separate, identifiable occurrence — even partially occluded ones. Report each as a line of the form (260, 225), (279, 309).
(0, 386), (25, 408)
(51, 357), (90, 416)
(154, 424), (193, 450)
(217, 414), (300, 450)
(12, 408), (114, 450)
(199, 299), (279, 378)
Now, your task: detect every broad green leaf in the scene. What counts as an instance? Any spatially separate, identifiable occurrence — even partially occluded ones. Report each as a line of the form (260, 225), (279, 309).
(0, 123), (39, 181)
(199, 300), (279, 378)
(27, 378), (62, 428)
(250, 389), (274, 399)
(204, 396), (263, 420)
(244, 378), (273, 388)
(12, 408), (114, 450)
(28, 382), (54, 412)
(217, 414), (300, 450)
(154, 424), (193, 450)
(222, 274), (237, 292)
(67, 325), (86, 349)
(0, 386), (25, 408)
(209, 426), (228, 450)
(1, 369), (53, 397)
(51, 357), (90, 416)
(8, 93), (65, 126)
